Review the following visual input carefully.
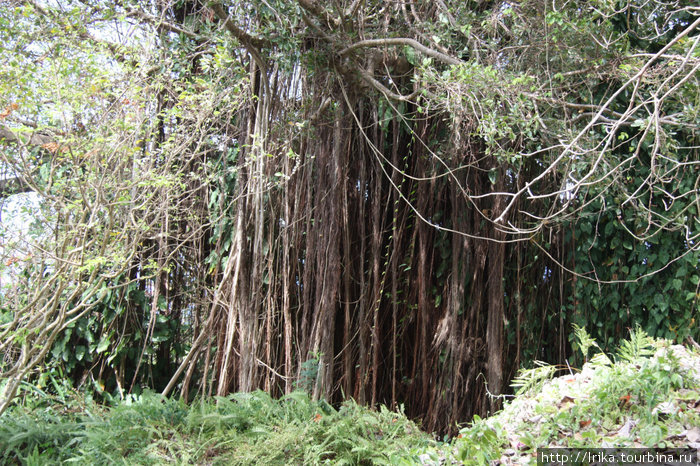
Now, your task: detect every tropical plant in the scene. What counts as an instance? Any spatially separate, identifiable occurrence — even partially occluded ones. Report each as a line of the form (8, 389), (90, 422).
(0, 0), (697, 434)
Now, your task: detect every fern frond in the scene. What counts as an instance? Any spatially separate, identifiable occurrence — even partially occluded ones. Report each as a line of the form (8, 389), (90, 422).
(588, 352), (612, 368)
(617, 325), (655, 363)
(510, 361), (557, 395)
(572, 324), (600, 361)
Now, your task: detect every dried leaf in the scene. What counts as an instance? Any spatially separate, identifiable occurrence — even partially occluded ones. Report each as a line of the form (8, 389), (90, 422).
(0, 102), (18, 120)
(559, 395), (575, 408)
(652, 401), (676, 416)
(616, 418), (636, 438)
(619, 394), (631, 408)
(42, 142), (60, 154)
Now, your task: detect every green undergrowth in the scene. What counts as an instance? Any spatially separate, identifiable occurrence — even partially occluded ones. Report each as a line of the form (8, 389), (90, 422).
(3, 328), (698, 465)
(427, 327), (700, 464)
(0, 389), (434, 465)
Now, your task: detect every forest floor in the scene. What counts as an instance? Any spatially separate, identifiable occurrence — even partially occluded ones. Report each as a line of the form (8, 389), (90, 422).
(0, 331), (698, 464)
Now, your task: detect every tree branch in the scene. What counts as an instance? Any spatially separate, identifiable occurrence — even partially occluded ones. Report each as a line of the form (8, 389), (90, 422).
(343, 0), (364, 19)
(209, 2), (270, 50)
(354, 67), (419, 101)
(297, 0), (339, 28)
(0, 176), (32, 198)
(339, 38), (462, 66)
(0, 124), (55, 147)
(210, 1), (270, 87)
(125, 8), (204, 41)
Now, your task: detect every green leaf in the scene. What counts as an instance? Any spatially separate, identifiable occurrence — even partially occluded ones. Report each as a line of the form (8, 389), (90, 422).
(404, 46), (417, 66)
(605, 222), (614, 236)
(96, 335), (110, 353)
(488, 169), (497, 185)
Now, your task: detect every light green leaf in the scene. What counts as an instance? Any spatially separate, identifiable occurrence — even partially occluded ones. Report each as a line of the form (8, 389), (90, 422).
(96, 336), (110, 353)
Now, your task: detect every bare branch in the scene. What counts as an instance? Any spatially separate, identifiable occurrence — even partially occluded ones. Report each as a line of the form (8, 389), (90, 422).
(297, 0), (339, 27)
(354, 67), (419, 101)
(340, 38), (462, 66)
(209, 2), (270, 50)
(0, 124), (56, 147)
(125, 8), (204, 41)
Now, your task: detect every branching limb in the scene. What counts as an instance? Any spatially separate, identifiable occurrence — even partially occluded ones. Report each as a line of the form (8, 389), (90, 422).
(209, 2), (270, 50)
(340, 38), (462, 66)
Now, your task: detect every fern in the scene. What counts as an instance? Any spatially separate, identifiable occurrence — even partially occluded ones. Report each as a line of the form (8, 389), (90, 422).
(0, 411), (81, 463)
(588, 352), (613, 368)
(617, 325), (655, 363)
(572, 324), (601, 362)
(295, 352), (322, 394)
(510, 361), (557, 395)
(1, 388), (434, 464)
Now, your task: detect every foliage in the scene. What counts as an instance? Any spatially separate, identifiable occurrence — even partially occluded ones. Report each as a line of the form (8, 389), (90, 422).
(571, 324), (601, 363)
(510, 361), (557, 396)
(0, 0), (229, 410)
(0, 390), (434, 465)
(295, 352), (322, 395)
(438, 331), (700, 464)
(0, 0), (698, 436)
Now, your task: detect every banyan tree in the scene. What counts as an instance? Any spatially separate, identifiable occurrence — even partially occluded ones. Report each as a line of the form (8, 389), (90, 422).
(1, 0), (697, 434)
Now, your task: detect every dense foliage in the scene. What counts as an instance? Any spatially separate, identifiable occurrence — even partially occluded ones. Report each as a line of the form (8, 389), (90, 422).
(0, 389), (433, 464)
(0, 0), (698, 435)
(0, 329), (696, 465)
(435, 329), (700, 464)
